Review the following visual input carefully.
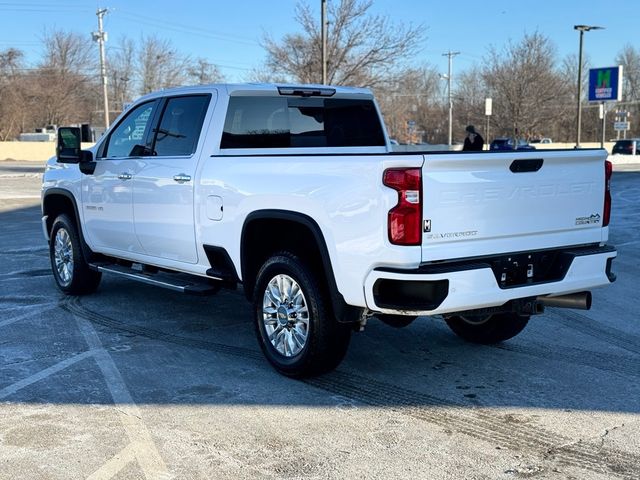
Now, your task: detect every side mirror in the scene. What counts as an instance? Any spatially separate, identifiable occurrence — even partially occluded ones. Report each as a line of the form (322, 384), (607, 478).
(56, 127), (82, 163)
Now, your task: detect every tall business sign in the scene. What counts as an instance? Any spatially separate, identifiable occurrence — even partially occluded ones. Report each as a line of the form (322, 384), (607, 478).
(588, 66), (623, 102)
(588, 66), (624, 144)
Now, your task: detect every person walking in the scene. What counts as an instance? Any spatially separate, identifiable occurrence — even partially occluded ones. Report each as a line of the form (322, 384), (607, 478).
(462, 125), (484, 151)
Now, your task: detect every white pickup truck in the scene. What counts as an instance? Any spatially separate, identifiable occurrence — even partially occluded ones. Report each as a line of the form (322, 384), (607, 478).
(42, 83), (616, 377)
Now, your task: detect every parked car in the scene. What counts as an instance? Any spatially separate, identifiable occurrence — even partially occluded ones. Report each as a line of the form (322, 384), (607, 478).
(490, 138), (536, 151)
(530, 138), (552, 144)
(612, 139), (640, 155)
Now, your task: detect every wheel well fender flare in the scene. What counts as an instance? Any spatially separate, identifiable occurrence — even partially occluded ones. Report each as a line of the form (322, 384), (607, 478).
(42, 188), (93, 261)
(240, 209), (361, 323)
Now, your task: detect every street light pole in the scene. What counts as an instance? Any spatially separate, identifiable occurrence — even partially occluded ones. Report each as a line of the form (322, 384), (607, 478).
(321, 0), (327, 84)
(442, 50), (460, 146)
(574, 24), (604, 148)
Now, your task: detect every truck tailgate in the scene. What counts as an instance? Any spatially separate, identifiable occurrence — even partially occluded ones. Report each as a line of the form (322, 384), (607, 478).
(421, 149), (607, 262)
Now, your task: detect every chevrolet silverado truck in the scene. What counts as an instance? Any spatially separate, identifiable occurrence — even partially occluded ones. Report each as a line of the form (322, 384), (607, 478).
(42, 83), (617, 377)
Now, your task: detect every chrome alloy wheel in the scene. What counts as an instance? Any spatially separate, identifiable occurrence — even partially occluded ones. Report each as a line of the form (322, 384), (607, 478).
(262, 274), (309, 357)
(53, 227), (74, 286)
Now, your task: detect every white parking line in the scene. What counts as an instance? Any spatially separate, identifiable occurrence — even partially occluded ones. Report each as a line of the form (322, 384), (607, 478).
(0, 246), (49, 254)
(0, 173), (42, 178)
(0, 305), (57, 328)
(0, 350), (95, 400)
(0, 194), (41, 200)
(75, 315), (171, 480)
(86, 443), (138, 480)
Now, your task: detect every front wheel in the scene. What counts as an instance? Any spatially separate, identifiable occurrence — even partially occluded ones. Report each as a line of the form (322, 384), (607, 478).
(444, 312), (529, 344)
(49, 214), (101, 295)
(253, 252), (351, 377)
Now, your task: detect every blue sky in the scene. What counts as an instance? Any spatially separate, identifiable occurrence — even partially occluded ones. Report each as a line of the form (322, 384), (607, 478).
(0, 0), (637, 82)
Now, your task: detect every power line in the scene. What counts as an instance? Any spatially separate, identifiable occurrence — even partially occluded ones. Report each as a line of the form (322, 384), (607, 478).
(0, 1), (86, 5)
(0, 7), (91, 12)
(103, 44), (254, 71)
(115, 10), (259, 47)
(0, 41), (41, 45)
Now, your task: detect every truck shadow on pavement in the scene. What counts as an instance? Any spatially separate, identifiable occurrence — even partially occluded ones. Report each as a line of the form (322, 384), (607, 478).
(0, 202), (639, 415)
(2, 191), (640, 477)
(0, 234), (637, 415)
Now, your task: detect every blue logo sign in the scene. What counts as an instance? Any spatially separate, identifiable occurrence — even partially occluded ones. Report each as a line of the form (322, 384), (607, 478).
(588, 66), (623, 102)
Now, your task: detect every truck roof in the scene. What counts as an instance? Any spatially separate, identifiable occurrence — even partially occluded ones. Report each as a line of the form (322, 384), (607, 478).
(135, 83), (374, 104)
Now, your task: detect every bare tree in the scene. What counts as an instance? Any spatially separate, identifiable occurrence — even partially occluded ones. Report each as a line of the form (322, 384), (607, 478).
(555, 53), (604, 142)
(108, 37), (136, 112)
(616, 44), (640, 137)
(0, 48), (22, 75)
(187, 58), (223, 85)
(1, 30), (226, 137)
(617, 44), (640, 102)
(112, 38), (223, 108)
(262, 0), (424, 87)
(375, 66), (442, 143)
(138, 35), (191, 94)
(0, 48), (25, 140)
(28, 30), (99, 127)
(41, 29), (95, 74)
(482, 32), (569, 140)
(453, 66), (488, 142)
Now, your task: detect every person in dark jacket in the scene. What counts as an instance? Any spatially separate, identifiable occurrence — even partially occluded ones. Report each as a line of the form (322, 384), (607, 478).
(462, 125), (484, 151)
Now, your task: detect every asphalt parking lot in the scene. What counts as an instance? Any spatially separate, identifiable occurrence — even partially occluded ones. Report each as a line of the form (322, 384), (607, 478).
(1, 160), (639, 480)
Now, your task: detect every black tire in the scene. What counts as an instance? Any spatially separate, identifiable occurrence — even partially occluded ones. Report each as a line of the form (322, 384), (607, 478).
(377, 314), (418, 329)
(444, 312), (529, 344)
(49, 214), (101, 295)
(253, 252), (351, 378)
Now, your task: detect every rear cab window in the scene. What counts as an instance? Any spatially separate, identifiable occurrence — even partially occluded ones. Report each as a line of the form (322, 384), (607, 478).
(220, 95), (385, 149)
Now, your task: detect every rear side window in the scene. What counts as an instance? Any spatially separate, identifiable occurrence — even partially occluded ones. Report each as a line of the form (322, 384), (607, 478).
(152, 95), (211, 157)
(221, 96), (385, 149)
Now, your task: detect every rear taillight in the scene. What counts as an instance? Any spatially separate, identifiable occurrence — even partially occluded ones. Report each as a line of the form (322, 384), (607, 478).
(383, 168), (422, 245)
(603, 160), (612, 227)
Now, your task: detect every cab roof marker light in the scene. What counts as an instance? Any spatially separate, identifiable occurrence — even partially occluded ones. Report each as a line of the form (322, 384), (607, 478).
(277, 86), (336, 97)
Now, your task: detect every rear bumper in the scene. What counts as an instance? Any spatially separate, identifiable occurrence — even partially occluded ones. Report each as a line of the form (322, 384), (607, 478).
(363, 245), (617, 315)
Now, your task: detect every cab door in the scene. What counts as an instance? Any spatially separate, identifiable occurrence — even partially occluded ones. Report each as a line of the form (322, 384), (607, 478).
(82, 100), (159, 253)
(132, 94), (213, 264)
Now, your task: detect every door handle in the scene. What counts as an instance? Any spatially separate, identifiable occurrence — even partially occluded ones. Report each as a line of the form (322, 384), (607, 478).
(118, 172), (132, 180)
(173, 174), (191, 183)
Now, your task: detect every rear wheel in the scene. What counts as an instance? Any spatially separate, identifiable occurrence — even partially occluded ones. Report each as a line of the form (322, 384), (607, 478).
(444, 312), (529, 344)
(253, 252), (351, 377)
(49, 214), (101, 295)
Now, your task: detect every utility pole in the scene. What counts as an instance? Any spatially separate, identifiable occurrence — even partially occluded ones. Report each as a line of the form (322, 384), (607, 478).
(93, 8), (110, 129)
(442, 51), (460, 146)
(321, 0), (327, 84)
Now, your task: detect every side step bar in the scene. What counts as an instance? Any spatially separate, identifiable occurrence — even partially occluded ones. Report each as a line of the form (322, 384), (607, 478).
(90, 263), (223, 295)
